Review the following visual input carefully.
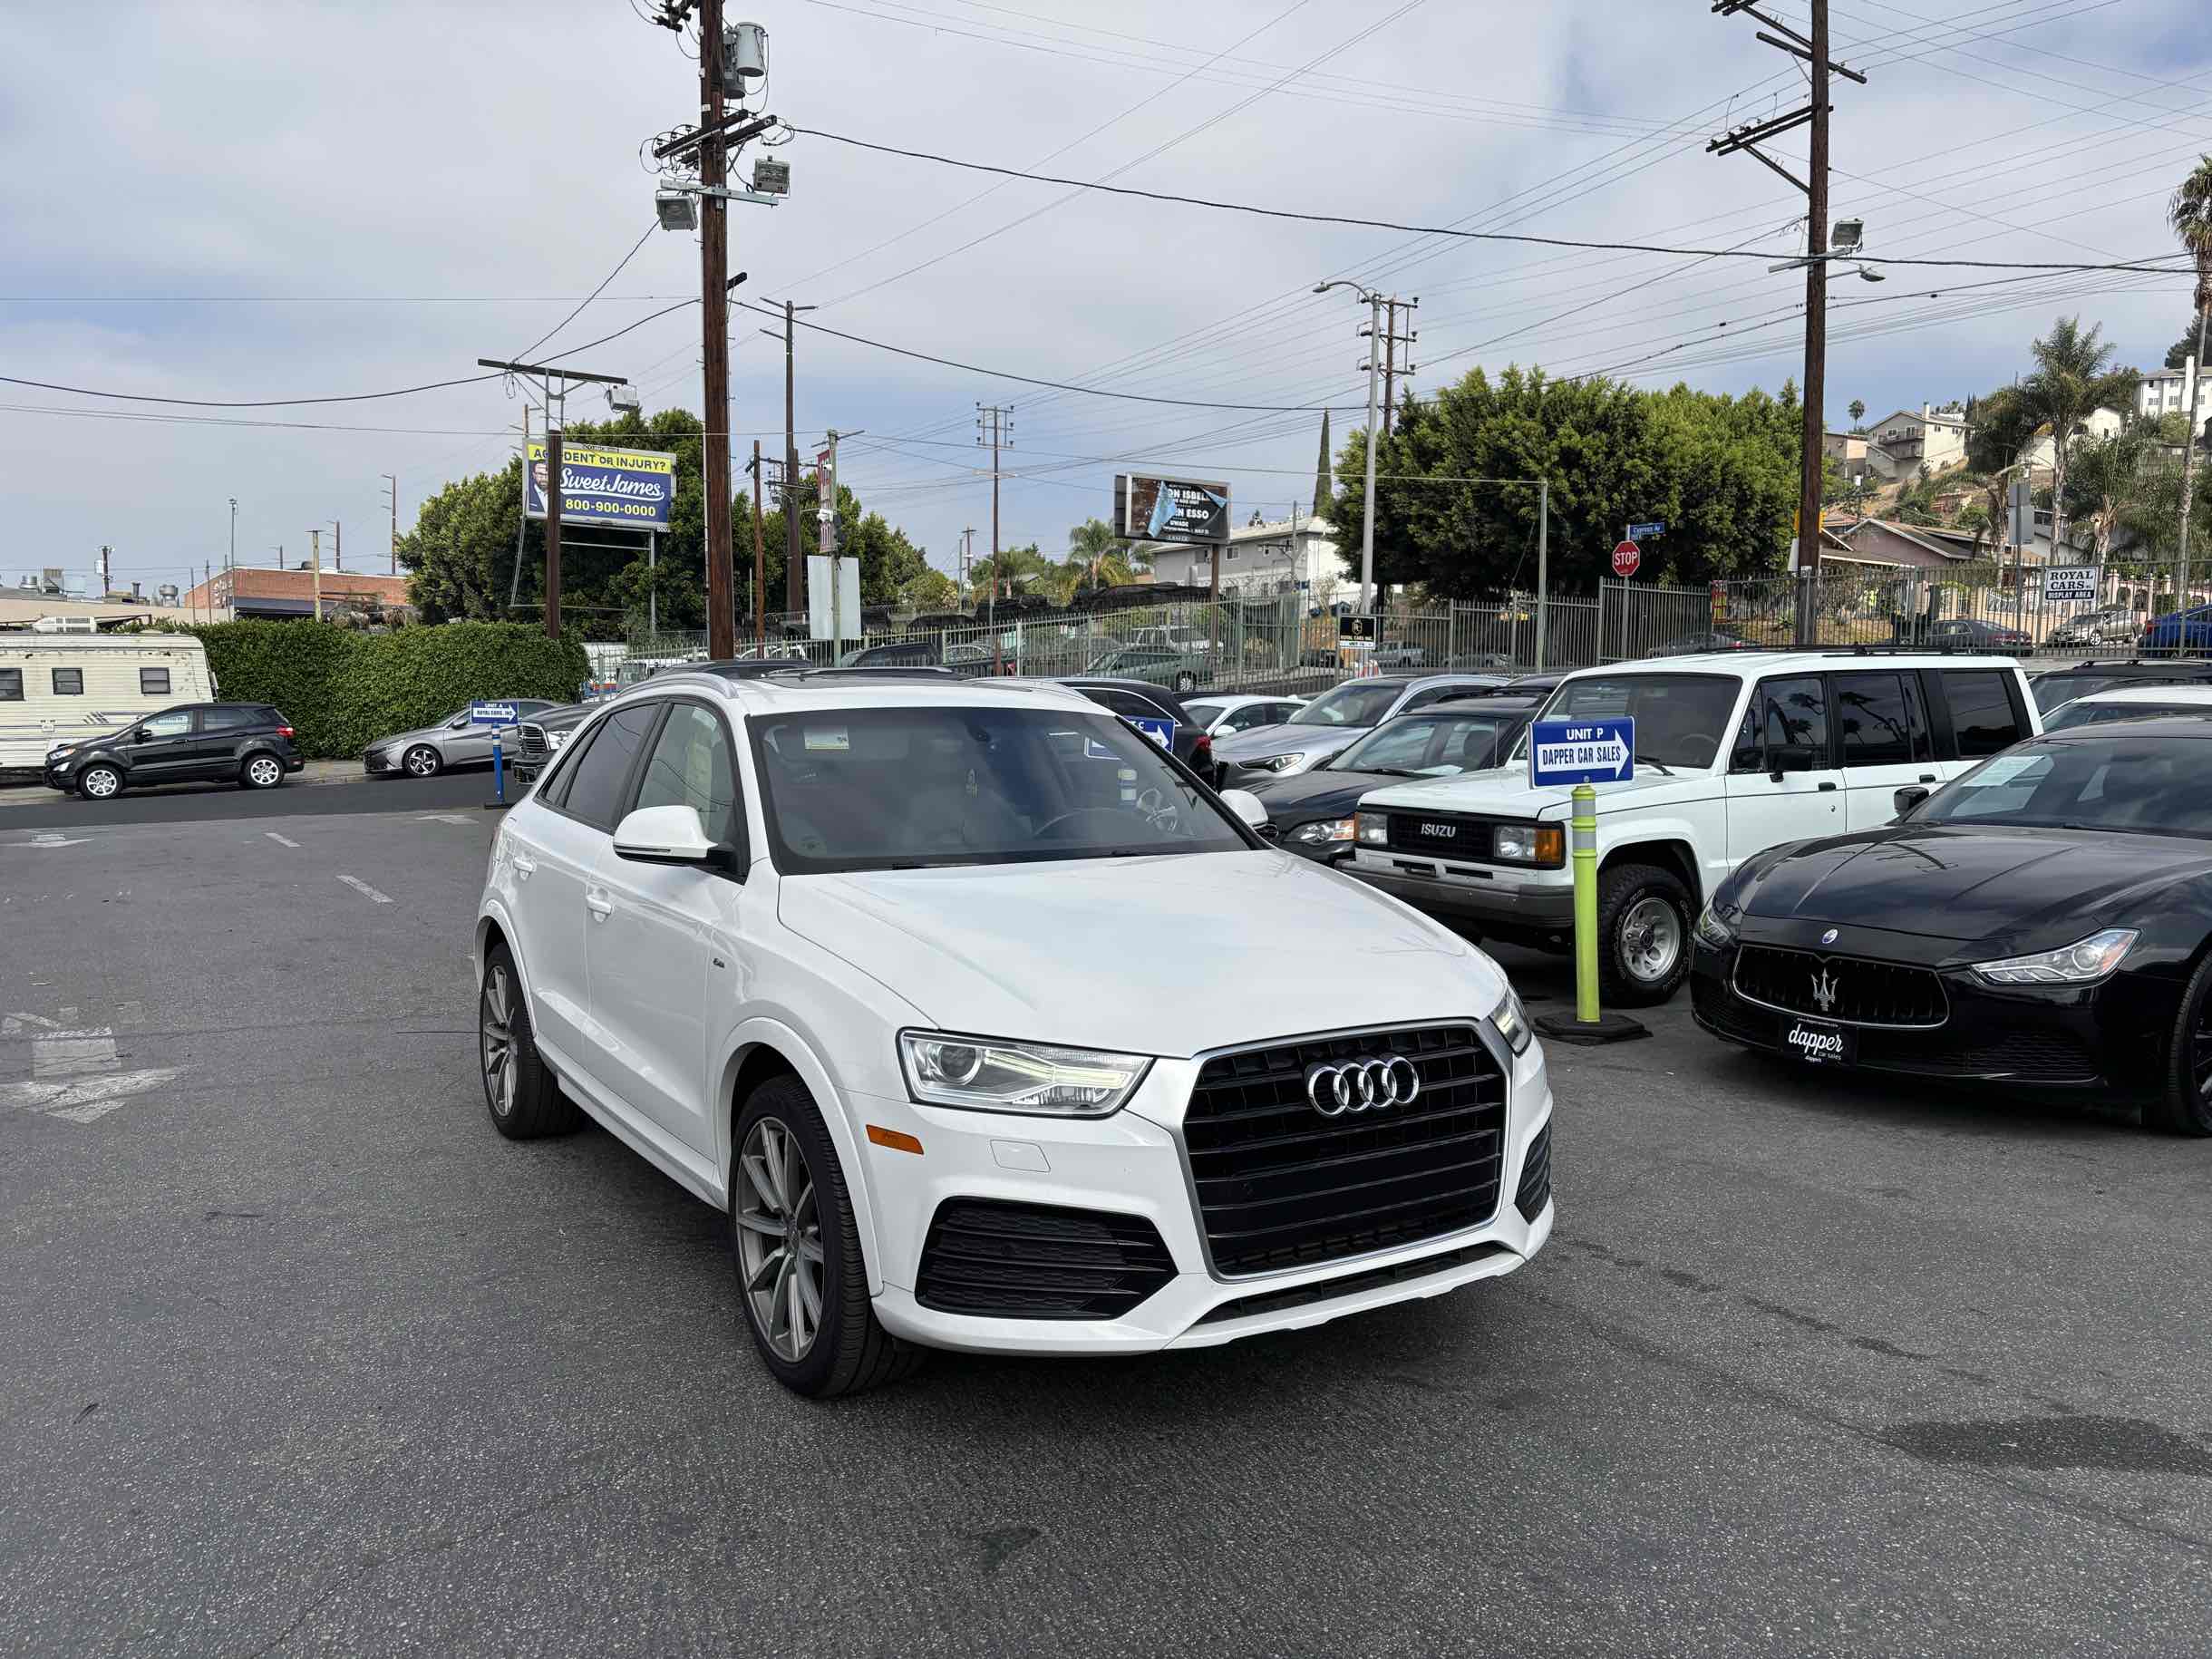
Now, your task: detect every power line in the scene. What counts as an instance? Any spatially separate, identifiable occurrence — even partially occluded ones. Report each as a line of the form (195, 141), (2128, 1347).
(0, 368), (503, 410)
(786, 123), (2189, 275)
(509, 223), (662, 364)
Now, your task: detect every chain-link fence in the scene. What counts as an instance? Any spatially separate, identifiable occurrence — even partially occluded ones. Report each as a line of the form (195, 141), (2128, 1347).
(610, 561), (2212, 696)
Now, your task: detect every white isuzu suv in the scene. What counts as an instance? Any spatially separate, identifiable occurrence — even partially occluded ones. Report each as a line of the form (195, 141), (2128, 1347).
(1346, 652), (2041, 1004)
(473, 665), (1554, 1397)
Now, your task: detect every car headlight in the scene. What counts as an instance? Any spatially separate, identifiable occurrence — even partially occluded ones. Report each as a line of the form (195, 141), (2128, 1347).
(1492, 823), (1565, 866)
(1972, 927), (2138, 985)
(1289, 817), (1354, 846)
(1694, 901), (1741, 948)
(897, 1031), (1151, 1118)
(1489, 986), (1534, 1055)
(1248, 752), (1305, 773)
(1356, 811), (1390, 846)
(546, 730), (570, 752)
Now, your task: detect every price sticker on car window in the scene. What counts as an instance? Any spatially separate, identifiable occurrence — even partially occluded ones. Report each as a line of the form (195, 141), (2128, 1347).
(1965, 754), (2042, 787)
(804, 727), (850, 753)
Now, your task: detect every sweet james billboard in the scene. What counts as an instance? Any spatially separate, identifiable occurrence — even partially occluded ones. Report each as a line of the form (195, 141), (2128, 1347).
(525, 442), (677, 532)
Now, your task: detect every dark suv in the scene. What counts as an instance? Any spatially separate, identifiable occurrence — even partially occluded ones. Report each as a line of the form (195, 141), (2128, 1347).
(44, 703), (303, 800)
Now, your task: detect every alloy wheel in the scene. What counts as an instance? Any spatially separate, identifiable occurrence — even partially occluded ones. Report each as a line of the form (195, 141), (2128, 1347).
(247, 757), (281, 787)
(2193, 993), (2212, 1105)
(405, 747), (438, 777)
(1619, 895), (1683, 984)
(734, 1116), (824, 1363)
(480, 965), (518, 1118)
(82, 768), (119, 799)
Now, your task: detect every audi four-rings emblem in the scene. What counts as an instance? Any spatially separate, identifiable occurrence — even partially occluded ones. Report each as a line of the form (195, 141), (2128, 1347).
(1304, 1055), (1422, 1117)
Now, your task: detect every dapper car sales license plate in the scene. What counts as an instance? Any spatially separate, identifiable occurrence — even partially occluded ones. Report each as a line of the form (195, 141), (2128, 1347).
(1782, 1015), (1855, 1066)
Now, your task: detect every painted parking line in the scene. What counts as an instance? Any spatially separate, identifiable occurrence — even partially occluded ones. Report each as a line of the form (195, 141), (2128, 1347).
(0, 1018), (181, 1125)
(266, 832), (300, 849)
(336, 874), (393, 905)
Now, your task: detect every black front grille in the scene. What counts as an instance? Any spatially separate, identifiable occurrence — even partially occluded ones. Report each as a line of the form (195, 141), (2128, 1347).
(1514, 1121), (1552, 1223)
(1183, 1024), (1508, 1276)
(518, 723), (549, 760)
(1733, 945), (1947, 1027)
(915, 1199), (1174, 1320)
(1693, 969), (1771, 1043)
(1385, 812), (1489, 859)
(1195, 1243), (1508, 1324)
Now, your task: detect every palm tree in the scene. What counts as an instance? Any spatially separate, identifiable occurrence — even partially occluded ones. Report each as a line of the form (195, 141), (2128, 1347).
(1848, 399), (1866, 429)
(969, 543), (1052, 603)
(2171, 154), (2212, 578)
(1965, 386), (2036, 558)
(1065, 517), (1120, 591)
(2014, 316), (2140, 558)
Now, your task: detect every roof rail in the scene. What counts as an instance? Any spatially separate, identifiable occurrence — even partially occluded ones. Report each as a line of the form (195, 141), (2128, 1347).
(697, 661), (958, 683)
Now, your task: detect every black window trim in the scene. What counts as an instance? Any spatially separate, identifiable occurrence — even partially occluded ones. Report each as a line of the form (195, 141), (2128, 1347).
(53, 666), (85, 696)
(538, 700), (667, 832)
(1830, 667), (1933, 770)
(1928, 665), (2027, 763)
(0, 666), (22, 702)
(619, 692), (752, 877)
(140, 666), (172, 696)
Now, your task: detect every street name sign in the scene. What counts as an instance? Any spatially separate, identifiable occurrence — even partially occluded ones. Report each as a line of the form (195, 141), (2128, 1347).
(1530, 717), (1635, 786)
(1628, 520), (1666, 539)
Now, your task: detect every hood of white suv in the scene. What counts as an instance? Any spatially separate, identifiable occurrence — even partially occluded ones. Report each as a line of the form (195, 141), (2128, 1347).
(777, 849), (1502, 1058)
(1360, 767), (1710, 819)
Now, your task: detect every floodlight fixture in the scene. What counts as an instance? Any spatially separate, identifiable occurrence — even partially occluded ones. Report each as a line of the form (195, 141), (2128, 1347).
(1829, 218), (1864, 254)
(655, 188), (698, 231)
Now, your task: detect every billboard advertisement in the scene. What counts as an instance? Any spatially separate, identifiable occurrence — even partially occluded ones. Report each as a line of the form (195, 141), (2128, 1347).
(524, 441), (676, 532)
(1115, 473), (1229, 546)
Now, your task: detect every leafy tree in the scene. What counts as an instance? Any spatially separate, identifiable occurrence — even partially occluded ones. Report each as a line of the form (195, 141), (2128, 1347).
(2063, 421), (2160, 561)
(1329, 364), (1800, 596)
(967, 543), (1051, 601)
(1848, 399), (1866, 428)
(2169, 153), (2212, 570)
(2168, 325), (2202, 372)
(2014, 315), (2141, 558)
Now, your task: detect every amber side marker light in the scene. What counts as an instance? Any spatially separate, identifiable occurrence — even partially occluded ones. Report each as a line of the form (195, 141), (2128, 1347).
(867, 1125), (924, 1154)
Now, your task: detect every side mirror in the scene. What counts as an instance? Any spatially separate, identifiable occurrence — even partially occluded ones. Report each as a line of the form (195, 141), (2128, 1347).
(449, 714), (470, 730)
(1769, 743), (1817, 780)
(613, 804), (735, 871)
(1892, 784), (1931, 819)
(1218, 788), (1270, 831)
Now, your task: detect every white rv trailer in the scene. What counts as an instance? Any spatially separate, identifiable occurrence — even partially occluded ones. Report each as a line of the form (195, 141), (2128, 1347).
(0, 634), (217, 773)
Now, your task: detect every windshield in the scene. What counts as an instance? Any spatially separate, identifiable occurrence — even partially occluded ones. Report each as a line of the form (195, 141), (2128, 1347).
(749, 705), (1251, 873)
(1287, 681), (1404, 728)
(2045, 699), (2212, 732)
(1919, 735), (2212, 834)
(1532, 673), (1739, 770)
(1334, 711), (1520, 776)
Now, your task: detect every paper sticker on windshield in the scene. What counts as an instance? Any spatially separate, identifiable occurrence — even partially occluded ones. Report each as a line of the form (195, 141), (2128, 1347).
(1964, 754), (2042, 786)
(803, 727), (849, 752)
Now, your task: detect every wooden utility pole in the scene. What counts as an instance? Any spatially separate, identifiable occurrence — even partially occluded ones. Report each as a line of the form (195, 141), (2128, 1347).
(310, 529), (324, 622)
(978, 404), (1011, 672)
(699, 0), (735, 659)
(750, 440), (767, 647)
(784, 301), (801, 617)
(1379, 299), (1418, 437)
(1708, 0), (1864, 643)
(545, 422), (564, 639)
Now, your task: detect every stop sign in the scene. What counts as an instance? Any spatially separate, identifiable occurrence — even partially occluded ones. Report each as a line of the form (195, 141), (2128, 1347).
(1612, 540), (1642, 578)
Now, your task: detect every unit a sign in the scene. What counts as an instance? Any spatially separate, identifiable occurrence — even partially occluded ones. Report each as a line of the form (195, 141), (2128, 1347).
(1529, 717), (1635, 786)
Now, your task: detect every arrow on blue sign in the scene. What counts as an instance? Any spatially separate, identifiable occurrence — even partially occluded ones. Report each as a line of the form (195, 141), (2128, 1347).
(1127, 716), (1178, 751)
(470, 701), (519, 725)
(1529, 717), (1635, 786)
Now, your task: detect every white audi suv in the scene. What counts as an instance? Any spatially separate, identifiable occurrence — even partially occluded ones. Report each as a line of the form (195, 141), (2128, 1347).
(474, 665), (1554, 1396)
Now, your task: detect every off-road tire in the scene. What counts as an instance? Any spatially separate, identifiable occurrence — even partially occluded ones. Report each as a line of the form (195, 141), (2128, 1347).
(1596, 861), (1694, 1007)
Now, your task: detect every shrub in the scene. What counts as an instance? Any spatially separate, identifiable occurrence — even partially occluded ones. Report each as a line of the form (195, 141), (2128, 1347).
(166, 620), (587, 758)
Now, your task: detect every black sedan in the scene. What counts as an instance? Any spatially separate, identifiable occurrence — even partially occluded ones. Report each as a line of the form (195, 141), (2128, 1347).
(1690, 716), (2212, 1133)
(1246, 697), (1540, 863)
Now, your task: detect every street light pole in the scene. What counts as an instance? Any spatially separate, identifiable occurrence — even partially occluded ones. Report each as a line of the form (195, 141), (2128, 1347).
(228, 498), (237, 575)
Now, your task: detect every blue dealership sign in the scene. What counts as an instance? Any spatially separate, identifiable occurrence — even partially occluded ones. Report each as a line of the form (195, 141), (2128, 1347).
(1127, 717), (1177, 751)
(1529, 717), (1635, 786)
(470, 700), (520, 726)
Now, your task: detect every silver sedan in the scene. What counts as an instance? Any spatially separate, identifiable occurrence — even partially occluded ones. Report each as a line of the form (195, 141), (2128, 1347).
(364, 702), (558, 779)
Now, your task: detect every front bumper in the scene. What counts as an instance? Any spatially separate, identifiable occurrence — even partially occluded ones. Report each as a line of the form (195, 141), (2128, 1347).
(1688, 936), (2175, 1092)
(363, 748), (397, 775)
(848, 1036), (1554, 1355)
(1345, 852), (1575, 933)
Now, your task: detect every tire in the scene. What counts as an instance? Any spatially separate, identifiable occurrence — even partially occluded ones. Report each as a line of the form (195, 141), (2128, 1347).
(2148, 950), (2212, 1135)
(1174, 671), (1198, 694)
(479, 945), (579, 1140)
(78, 764), (122, 800)
(731, 1075), (921, 1399)
(403, 744), (441, 779)
(240, 753), (286, 791)
(1596, 861), (1693, 1006)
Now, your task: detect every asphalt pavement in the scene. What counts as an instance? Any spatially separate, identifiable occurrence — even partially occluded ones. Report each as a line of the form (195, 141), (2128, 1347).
(3, 805), (2209, 1656)
(0, 765), (509, 830)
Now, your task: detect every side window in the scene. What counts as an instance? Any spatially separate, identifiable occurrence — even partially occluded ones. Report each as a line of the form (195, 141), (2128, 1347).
(1833, 672), (1929, 767)
(0, 668), (21, 701)
(201, 705), (253, 732)
(1089, 688), (1169, 722)
(1732, 676), (1828, 771)
(1400, 686), (1457, 712)
(559, 703), (663, 830)
(53, 668), (84, 695)
(633, 702), (743, 849)
(141, 667), (171, 695)
(141, 711), (193, 738)
(1941, 670), (2023, 758)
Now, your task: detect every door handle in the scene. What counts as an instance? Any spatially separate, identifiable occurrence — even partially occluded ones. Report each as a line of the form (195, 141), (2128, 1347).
(512, 854), (537, 879)
(1817, 781), (1838, 792)
(585, 889), (614, 919)
(1918, 773), (1936, 782)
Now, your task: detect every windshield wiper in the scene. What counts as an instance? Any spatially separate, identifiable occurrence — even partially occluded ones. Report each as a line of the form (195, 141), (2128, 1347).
(1633, 752), (1675, 776)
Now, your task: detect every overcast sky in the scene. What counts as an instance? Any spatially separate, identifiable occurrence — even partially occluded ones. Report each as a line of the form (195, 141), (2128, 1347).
(4, 0), (2207, 596)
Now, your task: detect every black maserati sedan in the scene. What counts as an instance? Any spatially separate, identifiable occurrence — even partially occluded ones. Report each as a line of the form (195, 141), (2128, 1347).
(1245, 695), (1541, 863)
(1690, 716), (2212, 1133)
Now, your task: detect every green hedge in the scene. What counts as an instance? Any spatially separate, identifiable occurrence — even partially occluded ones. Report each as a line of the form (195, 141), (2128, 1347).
(167, 621), (588, 759)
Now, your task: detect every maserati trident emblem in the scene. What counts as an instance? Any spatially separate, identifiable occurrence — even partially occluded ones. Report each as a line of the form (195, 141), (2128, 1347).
(1819, 927), (1839, 946)
(1305, 1056), (1421, 1118)
(1810, 966), (1838, 1014)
